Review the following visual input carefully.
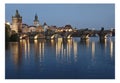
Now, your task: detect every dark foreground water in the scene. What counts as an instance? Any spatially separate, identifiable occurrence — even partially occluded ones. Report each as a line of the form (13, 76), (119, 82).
(5, 37), (115, 79)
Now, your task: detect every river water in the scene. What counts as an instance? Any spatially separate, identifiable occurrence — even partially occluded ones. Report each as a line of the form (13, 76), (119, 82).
(5, 37), (115, 79)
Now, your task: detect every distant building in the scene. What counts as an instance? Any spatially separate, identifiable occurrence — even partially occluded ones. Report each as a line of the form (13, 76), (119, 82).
(57, 27), (64, 32)
(43, 22), (48, 32)
(22, 24), (29, 33)
(34, 14), (40, 26)
(11, 10), (22, 33)
(48, 26), (57, 32)
(36, 25), (44, 32)
(28, 26), (36, 32)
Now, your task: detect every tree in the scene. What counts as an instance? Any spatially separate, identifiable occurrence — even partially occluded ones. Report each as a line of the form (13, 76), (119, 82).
(5, 24), (11, 42)
(9, 30), (19, 42)
(10, 33), (19, 42)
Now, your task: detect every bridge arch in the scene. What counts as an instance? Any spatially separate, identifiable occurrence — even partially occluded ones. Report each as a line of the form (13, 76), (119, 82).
(20, 34), (29, 39)
(67, 34), (73, 39)
(34, 33), (45, 39)
(97, 31), (112, 40)
(104, 32), (113, 37)
(81, 34), (90, 40)
(51, 34), (62, 39)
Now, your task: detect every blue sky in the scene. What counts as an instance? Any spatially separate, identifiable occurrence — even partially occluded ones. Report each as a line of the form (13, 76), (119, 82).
(5, 4), (115, 29)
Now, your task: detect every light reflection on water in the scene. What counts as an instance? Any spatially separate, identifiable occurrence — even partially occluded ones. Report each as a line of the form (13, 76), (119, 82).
(91, 41), (95, 61)
(5, 37), (115, 79)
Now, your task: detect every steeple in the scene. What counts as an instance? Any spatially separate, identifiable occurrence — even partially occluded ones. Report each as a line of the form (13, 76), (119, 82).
(43, 22), (47, 26)
(34, 13), (40, 26)
(34, 13), (39, 21)
(15, 9), (21, 18)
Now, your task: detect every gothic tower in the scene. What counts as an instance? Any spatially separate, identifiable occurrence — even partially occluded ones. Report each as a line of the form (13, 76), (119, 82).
(34, 14), (40, 26)
(12, 10), (22, 33)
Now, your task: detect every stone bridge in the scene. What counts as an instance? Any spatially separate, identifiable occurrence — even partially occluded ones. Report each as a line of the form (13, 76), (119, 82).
(75, 28), (113, 40)
(19, 32), (45, 40)
(19, 28), (114, 41)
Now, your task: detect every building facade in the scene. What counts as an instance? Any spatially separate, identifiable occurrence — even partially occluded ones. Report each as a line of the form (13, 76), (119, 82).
(43, 22), (48, 32)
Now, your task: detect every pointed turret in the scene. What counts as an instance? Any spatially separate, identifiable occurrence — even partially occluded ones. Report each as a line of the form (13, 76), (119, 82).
(13, 9), (21, 18)
(34, 13), (40, 26)
(34, 13), (38, 21)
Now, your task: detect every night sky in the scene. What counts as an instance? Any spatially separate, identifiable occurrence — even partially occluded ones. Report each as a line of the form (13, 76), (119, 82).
(5, 4), (115, 29)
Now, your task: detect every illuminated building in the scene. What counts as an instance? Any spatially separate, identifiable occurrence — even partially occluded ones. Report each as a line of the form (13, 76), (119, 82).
(11, 10), (22, 33)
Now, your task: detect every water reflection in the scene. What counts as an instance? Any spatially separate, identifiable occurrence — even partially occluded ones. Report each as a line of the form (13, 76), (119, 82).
(6, 37), (115, 79)
(20, 39), (30, 60)
(73, 41), (77, 62)
(34, 40), (45, 62)
(80, 39), (90, 48)
(99, 38), (114, 60)
(9, 42), (22, 68)
(10, 42), (19, 65)
(91, 41), (95, 60)
(99, 38), (107, 56)
(56, 38), (62, 60)
(56, 38), (70, 63)
(7, 37), (114, 68)
(110, 39), (113, 59)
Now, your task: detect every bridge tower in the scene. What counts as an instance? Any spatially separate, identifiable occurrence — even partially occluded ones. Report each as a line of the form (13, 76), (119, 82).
(12, 10), (22, 33)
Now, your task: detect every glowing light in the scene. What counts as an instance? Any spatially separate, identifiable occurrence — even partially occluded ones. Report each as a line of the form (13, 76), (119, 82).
(6, 22), (10, 25)
(104, 35), (107, 38)
(56, 41), (58, 58)
(23, 40), (27, 59)
(67, 35), (72, 39)
(104, 39), (107, 49)
(42, 42), (44, 56)
(10, 43), (19, 65)
(34, 35), (38, 40)
(20, 36), (22, 39)
(92, 42), (95, 60)
(51, 40), (54, 46)
(51, 35), (55, 39)
(56, 38), (62, 61)
(39, 41), (45, 62)
(39, 43), (42, 61)
(86, 34), (89, 39)
(110, 40), (113, 58)
(61, 42), (63, 58)
(61, 29), (63, 32)
(27, 39), (30, 59)
(34, 40), (38, 45)
(73, 41), (77, 62)
(58, 38), (62, 41)
(69, 29), (72, 32)
(20, 40), (22, 43)
(86, 39), (89, 48)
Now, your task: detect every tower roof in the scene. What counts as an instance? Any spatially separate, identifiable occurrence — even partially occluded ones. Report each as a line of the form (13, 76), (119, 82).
(34, 13), (39, 21)
(43, 22), (47, 26)
(13, 9), (21, 18)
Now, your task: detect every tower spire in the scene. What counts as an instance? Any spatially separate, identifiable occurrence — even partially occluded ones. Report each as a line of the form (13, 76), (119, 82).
(35, 13), (38, 21)
(15, 9), (20, 17)
(34, 13), (40, 26)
